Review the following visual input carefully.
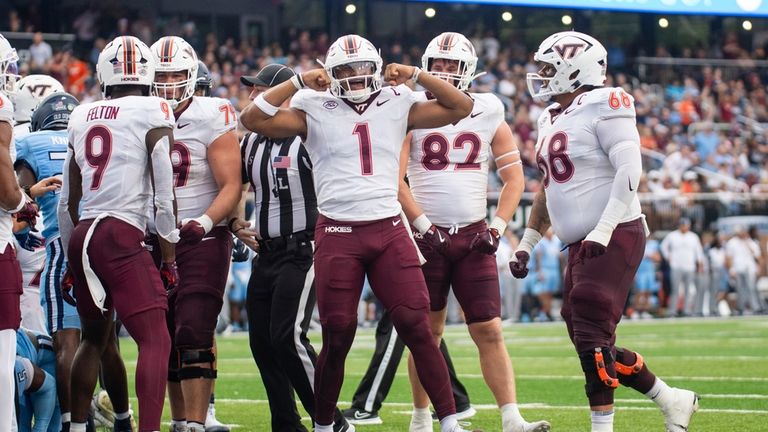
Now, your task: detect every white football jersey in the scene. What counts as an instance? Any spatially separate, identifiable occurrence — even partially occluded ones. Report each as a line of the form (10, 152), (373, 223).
(171, 96), (236, 223)
(535, 86), (642, 245)
(291, 85), (419, 221)
(68, 96), (175, 232)
(408, 92), (504, 227)
(0, 93), (15, 250)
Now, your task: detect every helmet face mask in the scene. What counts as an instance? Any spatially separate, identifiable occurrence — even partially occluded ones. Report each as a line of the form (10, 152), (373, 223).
(0, 35), (20, 96)
(150, 36), (198, 109)
(322, 35), (382, 102)
(422, 32), (479, 91)
(526, 31), (608, 102)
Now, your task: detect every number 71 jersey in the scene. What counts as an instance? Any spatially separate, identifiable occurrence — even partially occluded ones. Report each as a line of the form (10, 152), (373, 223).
(535, 86), (641, 244)
(68, 95), (175, 231)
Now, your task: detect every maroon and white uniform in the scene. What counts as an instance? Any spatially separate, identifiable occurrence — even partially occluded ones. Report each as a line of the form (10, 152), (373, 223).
(165, 96), (235, 351)
(536, 87), (647, 352)
(0, 92), (22, 331)
(63, 95), (176, 320)
(407, 92), (505, 322)
(291, 85), (456, 424)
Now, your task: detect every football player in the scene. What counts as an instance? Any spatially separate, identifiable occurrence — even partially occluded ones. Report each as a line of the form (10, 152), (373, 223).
(0, 32), (39, 432)
(509, 31), (698, 432)
(400, 32), (549, 432)
(15, 327), (59, 432)
(149, 36), (241, 432)
(9, 74), (64, 336)
(195, 61), (213, 97)
(241, 34), (479, 432)
(58, 35), (179, 432)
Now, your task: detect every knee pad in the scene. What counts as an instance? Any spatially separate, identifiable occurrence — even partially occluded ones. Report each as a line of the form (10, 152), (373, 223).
(578, 347), (619, 397)
(614, 348), (644, 376)
(176, 322), (214, 351)
(178, 349), (217, 380)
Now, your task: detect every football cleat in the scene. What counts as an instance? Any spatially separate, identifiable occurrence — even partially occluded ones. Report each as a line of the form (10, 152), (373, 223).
(432, 406), (477, 422)
(504, 420), (551, 432)
(92, 389), (115, 426)
(409, 413), (432, 432)
(333, 419), (356, 432)
(205, 402), (230, 432)
(343, 408), (383, 425)
(662, 388), (699, 432)
(170, 424), (188, 432)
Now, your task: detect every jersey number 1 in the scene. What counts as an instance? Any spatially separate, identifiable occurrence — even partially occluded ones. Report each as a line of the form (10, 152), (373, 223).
(353, 123), (373, 175)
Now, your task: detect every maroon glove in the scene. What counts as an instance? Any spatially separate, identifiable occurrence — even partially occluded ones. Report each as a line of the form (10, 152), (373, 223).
(470, 228), (500, 255)
(160, 261), (179, 291)
(509, 251), (531, 279)
(420, 225), (450, 255)
(14, 202), (39, 232)
(577, 240), (607, 262)
(61, 267), (76, 306)
(179, 220), (206, 245)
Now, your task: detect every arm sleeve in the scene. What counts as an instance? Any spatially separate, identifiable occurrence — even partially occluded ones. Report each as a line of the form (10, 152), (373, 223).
(149, 133), (180, 243)
(57, 147), (75, 252)
(590, 116), (643, 235)
(30, 370), (57, 432)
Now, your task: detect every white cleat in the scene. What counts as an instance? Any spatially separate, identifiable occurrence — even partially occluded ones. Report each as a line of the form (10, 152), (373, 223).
(663, 388), (699, 432)
(409, 415), (433, 432)
(447, 426), (483, 432)
(504, 420), (551, 432)
(205, 403), (231, 432)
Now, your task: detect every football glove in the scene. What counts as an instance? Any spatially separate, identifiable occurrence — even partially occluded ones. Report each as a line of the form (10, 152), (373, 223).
(160, 261), (179, 291)
(232, 239), (250, 262)
(421, 225), (450, 255)
(179, 215), (213, 245)
(14, 231), (44, 252)
(14, 202), (39, 231)
(470, 228), (500, 255)
(61, 267), (76, 306)
(509, 251), (531, 279)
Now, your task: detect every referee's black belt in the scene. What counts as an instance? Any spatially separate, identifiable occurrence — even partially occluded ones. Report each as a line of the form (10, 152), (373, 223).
(258, 230), (313, 253)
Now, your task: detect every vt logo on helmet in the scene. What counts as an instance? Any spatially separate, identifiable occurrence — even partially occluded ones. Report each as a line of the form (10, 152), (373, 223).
(0, 34), (20, 96)
(321, 35), (382, 102)
(11, 75), (64, 123)
(526, 31), (608, 101)
(96, 36), (155, 98)
(150, 36), (199, 109)
(422, 32), (484, 91)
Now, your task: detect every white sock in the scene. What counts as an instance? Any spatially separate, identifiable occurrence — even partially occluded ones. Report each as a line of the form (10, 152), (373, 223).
(440, 414), (458, 432)
(314, 424), (333, 432)
(170, 419), (187, 427)
(590, 410), (614, 432)
(412, 407), (431, 420)
(501, 403), (525, 426)
(70, 423), (87, 432)
(61, 412), (71, 423)
(187, 422), (205, 432)
(115, 411), (131, 420)
(645, 377), (673, 408)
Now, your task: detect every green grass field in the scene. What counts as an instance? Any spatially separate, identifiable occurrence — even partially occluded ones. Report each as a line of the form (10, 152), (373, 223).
(119, 317), (768, 431)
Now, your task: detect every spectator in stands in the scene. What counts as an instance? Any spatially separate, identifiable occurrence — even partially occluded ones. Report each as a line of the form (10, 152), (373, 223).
(28, 32), (52, 73)
(725, 226), (765, 314)
(660, 218), (706, 317)
(693, 122), (719, 160)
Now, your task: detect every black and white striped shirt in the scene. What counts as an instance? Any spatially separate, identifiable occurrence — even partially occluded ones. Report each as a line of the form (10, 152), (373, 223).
(241, 133), (317, 240)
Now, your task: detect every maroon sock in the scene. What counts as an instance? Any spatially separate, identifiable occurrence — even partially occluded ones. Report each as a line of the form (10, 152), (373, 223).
(614, 347), (657, 394)
(390, 305), (455, 419)
(122, 309), (171, 431)
(314, 320), (356, 425)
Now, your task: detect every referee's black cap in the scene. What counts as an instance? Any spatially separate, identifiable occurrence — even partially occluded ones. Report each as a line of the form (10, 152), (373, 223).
(240, 64), (296, 88)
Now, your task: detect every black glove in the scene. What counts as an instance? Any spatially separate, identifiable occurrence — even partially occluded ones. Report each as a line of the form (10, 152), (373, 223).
(14, 232), (44, 251)
(232, 239), (250, 262)
(509, 251), (531, 279)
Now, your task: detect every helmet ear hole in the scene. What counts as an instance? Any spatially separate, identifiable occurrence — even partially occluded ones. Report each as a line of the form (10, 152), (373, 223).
(569, 70), (580, 80)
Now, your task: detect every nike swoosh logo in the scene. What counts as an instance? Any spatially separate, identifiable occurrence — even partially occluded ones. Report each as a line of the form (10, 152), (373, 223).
(376, 100), (390, 107)
(178, 123), (190, 129)
(392, 219), (401, 226)
(354, 412), (369, 419)
(437, 231), (445, 242)
(563, 108), (575, 115)
(628, 177), (634, 191)
(470, 112), (483, 118)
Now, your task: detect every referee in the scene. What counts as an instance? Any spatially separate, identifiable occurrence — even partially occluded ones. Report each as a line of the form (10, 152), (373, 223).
(231, 64), (352, 432)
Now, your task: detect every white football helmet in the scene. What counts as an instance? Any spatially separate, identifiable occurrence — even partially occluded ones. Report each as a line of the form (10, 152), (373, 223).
(526, 31), (607, 101)
(11, 75), (64, 123)
(321, 35), (382, 102)
(422, 32), (481, 91)
(96, 36), (155, 97)
(0, 34), (20, 96)
(150, 36), (198, 109)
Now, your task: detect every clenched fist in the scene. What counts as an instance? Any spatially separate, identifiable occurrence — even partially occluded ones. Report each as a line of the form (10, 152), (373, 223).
(302, 69), (331, 91)
(384, 63), (417, 86)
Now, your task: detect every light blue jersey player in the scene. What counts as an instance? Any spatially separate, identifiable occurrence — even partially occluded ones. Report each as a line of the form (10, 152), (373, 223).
(15, 328), (59, 432)
(635, 238), (660, 293)
(14, 93), (79, 335)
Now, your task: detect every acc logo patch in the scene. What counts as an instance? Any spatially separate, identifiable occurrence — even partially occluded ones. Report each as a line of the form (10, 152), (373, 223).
(323, 100), (338, 110)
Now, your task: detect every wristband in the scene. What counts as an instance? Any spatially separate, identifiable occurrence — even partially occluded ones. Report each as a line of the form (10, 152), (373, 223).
(227, 217), (239, 232)
(182, 214), (214, 235)
(489, 216), (507, 235)
(254, 93), (280, 117)
(290, 74), (305, 90)
(412, 214), (432, 235)
(517, 228), (542, 255)
(411, 67), (422, 84)
(10, 194), (26, 213)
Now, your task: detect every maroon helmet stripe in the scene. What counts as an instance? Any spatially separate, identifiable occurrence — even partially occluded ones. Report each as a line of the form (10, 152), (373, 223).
(346, 35), (357, 55)
(162, 37), (173, 62)
(128, 37), (136, 75)
(121, 36), (129, 75)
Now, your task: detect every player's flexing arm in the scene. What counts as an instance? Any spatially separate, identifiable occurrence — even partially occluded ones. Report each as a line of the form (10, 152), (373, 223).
(469, 121), (524, 254)
(509, 190), (551, 278)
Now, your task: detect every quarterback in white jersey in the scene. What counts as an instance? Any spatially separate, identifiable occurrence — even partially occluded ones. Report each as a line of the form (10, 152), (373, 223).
(508, 31), (698, 432)
(242, 34), (476, 432)
(401, 32), (548, 432)
(149, 35), (241, 431)
(58, 35), (177, 432)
